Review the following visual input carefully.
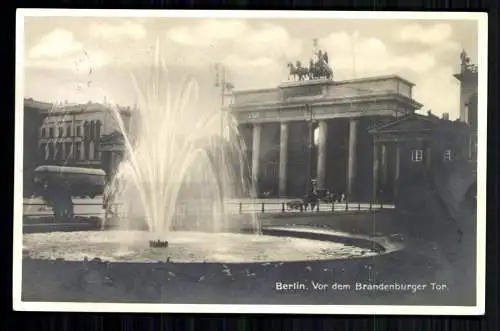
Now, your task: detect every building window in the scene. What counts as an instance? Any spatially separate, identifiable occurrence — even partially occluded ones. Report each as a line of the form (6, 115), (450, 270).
(65, 142), (72, 159)
(84, 122), (90, 139)
(75, 142), (82, 160)
(443, 149), (452, 161)
(56, 143), (63, 160)
(66, 126), (71, 137)
(411, 148), (424, 162)
(469, 135), (478, 160)
(41, 128), (46, 138)
(94, 143), (100, 160)
(96, 121), (101, 139)
(47, 143), (54, 160)
(76, 126), (81, 137)
(49, 127), (54, 138)
(39, 143), (46, 160)
(58, 127), (63, 138)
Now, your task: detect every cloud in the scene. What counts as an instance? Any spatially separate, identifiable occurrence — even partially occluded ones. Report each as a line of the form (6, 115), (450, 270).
(28, 29), (82, 59)
(412, 66), (460, 119)
(89, 21), (147, 40)
(319, 31), (437, 79)
(26, 28), (110, 72)
(166, 19), (249, 47)
(165, 20), (303, 69)
(396, 23), (454, 45)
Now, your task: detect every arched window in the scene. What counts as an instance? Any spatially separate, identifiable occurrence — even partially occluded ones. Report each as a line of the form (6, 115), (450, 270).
(84, 141), (90, 160)
(467, 93), (478, 130)
(39, 143), (46, 160)
(95, 120), (102, 140)
(47, 143), (54, 161)
(56, 143), (63, 161)
(90, 121), (96, 140)
(94, 138), (100, 160)
(83, 121), (90, 139)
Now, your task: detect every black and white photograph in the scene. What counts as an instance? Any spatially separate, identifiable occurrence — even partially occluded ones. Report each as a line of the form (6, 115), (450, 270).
(14, 10), (487, 315)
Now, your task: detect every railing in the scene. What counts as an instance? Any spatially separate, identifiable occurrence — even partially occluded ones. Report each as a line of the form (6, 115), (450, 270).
(22, 199), (394, 218)
(22, 201), (107, 217)
(222, 200), (391, 215)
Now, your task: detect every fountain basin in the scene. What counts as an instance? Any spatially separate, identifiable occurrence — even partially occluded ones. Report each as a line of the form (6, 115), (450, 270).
(21, 226), (398, 264)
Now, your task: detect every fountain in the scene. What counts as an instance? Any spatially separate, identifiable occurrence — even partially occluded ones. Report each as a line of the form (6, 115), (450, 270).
(23, 41), (398, 264)
(97, 40), (259, 242)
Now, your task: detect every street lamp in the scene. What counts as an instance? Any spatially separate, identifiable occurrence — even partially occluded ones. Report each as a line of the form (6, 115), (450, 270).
(305, 104), (315, 195)
(213, 63), (234, 212)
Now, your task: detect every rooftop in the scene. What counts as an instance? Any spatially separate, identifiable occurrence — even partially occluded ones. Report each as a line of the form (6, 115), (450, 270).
(23, 98), (133, 116)
(232, 75), (416, 95)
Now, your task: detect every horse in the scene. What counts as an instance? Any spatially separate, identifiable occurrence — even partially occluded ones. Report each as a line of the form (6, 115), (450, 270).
(287, 62), (308, 81)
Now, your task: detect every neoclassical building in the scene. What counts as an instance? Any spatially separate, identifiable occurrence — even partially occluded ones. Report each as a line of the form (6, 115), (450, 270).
(229, 50), (478, 202)
(23, 98), (132, 177)
(454, 50), (478, 160)
(230, 75), (422, 201)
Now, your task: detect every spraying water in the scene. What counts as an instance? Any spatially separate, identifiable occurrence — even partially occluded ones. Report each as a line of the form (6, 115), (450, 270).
(102, 40), (259, 241)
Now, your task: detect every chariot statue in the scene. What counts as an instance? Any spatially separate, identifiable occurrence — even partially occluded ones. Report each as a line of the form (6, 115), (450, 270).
(287, 40), (334, 81)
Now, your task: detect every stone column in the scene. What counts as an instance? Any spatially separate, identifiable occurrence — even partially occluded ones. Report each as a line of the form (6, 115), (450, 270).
(316, 120), (327, 190)
(278, 122), (288, 197)
(381, 143), (388, 187)
(251, 123), (262, 197)
(372, 142), (380, 201)
(394, 143), (400, 199)
(347, 119), (359, 199)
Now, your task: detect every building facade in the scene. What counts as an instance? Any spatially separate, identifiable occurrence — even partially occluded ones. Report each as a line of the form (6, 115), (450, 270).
(369, 112), (470, 202)
(368, 50), (477, 204)
(454, 49), (478, 161)
(23, 98), (51, 195)
(34, 100), (131, 171)
(229, 75), (422, 200)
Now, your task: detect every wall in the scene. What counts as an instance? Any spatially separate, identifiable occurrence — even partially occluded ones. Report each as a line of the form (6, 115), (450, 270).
(23, 107), (46, 196)
(233, 90), (280, 105)
(458, 74), (478, 124)
(325, 77), (402, 99)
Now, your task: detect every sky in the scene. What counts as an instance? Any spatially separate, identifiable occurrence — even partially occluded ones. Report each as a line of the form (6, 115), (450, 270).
(22, 15), (479, 120)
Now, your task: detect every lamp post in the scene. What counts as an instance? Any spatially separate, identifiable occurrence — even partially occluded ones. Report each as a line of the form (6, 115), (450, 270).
(305, 104), (314, 195)
(214, 63), (234, 213)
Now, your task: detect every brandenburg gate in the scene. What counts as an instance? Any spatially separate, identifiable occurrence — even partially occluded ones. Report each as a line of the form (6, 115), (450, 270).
(229, 73), (422, 201)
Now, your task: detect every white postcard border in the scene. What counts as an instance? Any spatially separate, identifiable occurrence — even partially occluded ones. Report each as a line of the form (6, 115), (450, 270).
(13, 9), (488, 315)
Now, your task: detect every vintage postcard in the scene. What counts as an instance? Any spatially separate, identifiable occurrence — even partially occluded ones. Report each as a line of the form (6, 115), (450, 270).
(14, 9), (487, 315)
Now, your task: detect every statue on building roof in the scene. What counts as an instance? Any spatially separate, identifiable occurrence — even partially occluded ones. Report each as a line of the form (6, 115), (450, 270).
(460, 49), (471, 71)
(286, 39), (334, 82)
(460, 49), (477, 74)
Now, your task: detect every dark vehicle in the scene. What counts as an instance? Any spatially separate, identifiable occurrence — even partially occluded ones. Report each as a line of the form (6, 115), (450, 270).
(33, 166), (106, 221)
(34, 165), (106, 199)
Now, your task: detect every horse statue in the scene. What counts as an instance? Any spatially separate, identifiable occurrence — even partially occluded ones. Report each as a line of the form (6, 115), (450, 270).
(288, 61), (309, 81)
